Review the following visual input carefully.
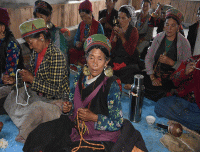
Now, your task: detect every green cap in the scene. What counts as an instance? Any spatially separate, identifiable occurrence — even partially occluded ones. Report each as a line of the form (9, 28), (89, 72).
(19, 18), (47, 38)
(84, 34), (111, 57)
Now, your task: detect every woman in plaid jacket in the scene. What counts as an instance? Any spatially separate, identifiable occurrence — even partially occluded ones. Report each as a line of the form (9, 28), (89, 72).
(4, 18), (70, 143)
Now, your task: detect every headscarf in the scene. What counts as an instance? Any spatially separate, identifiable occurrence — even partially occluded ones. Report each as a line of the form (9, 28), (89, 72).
(0, 7), (10, 27)
(119, 5), (136, 27)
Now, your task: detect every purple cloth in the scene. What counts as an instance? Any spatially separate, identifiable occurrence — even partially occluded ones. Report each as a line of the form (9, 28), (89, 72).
(70, 76), (120, 142)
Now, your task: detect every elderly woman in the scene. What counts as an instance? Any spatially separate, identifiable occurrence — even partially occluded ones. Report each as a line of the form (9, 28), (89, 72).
(99, 0), (118, 39)
(23, 34), (147, 152)
(135, 0), (153, 55)
(69, 0), (104, 67)
(109, 5), (142, 84)
(4, 18), (70, 143)
(0, 7), (24, 114)
(144, 8), (191, 101)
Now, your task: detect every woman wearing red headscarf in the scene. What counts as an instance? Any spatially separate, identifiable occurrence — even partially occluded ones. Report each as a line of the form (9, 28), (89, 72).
(69, 0), (104, 67)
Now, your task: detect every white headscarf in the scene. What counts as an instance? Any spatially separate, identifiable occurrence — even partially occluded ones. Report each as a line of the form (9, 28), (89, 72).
(119, 5), (136, 27)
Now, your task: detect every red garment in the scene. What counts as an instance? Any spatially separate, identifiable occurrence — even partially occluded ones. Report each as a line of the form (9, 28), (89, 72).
(34, 47), (48, 76)
(170, 55), (200, 109)
(110, 27), (139, 56)
(70, 18), (100, 65)
(113, 62), (126, 71)
(80, 18), (99, 41)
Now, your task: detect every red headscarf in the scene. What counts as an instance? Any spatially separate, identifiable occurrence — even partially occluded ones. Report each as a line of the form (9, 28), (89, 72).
(0, 7), (10, 27)
(79, 0), (92, 12)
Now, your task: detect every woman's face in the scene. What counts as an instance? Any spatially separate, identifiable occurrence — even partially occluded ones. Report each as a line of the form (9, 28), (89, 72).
(142, 2), (150, 13)
(87, 48), (109, 79)
(164, 18), (179, 38)
(118, 12), (131, 28)
(35, 12), (51, 23)
(106, 0), (115, 10)
(25, 34), (45, 53)
(0, 24), (5, 39)
(80, 12), (92, 25)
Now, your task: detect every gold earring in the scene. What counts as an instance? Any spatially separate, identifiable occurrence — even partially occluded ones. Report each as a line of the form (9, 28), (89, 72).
(83, 64), (91, 76)
(104, 66), (113, 77)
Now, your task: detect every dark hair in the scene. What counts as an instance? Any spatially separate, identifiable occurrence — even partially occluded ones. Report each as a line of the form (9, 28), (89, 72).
(142, 0), (151, 7)
(165, 16), (180, 25)
(33, 7), (52, 18)
(79, 9), (91, 14)
(86, 45), (110, 61)
(26, 30), (51, 40)
(0, 21), (12, 40)
(119, 7), (131, 18)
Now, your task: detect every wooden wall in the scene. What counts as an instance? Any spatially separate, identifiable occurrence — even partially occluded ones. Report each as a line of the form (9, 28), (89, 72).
(150, 0), (200, 25)
(5, 0), (200, 39)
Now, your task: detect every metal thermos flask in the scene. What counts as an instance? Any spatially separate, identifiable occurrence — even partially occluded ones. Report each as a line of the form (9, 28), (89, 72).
(129, 74), (145, 122)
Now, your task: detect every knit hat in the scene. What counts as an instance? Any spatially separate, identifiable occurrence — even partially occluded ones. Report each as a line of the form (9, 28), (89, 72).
(161, 4), (173, 13)
(34, 0), (52, 16)
(79, 0), (92, 12)
(166, 8), (184, 24)
(84, 34), (111, 57)
(0, 8), (10, 27)
(19, 18), (47, 38)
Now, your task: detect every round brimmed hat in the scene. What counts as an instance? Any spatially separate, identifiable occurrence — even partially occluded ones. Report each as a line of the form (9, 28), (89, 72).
(166, 8), (184, 24)
(79, 0), (92, 12)
(84, 34), (111, 57)
(34, 0), (52, 15)
(19, 18), (47, 38)
(0, 7), (10, 27)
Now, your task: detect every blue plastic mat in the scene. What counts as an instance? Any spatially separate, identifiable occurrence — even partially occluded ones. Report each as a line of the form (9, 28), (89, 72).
(0, 73), (170, 152)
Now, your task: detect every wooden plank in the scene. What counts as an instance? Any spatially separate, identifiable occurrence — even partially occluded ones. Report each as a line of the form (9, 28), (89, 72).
(184, 1), (196, 24)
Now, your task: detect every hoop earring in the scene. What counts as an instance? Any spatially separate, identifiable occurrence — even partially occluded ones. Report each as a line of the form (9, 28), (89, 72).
(104, 66), (113, 77)
(83, 64), (91, 76)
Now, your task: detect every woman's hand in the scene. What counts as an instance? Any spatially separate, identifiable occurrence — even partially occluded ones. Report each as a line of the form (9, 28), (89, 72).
(78, 108), (98, 122)
(159, 55), (175, 66)
(99, 17), (106, 24)
(62, 101), (72, 113)
(2, 74), (15, 84)
(19, 69), (34, 84)
(152, 78), (162, 86)
(113, 26), (124, 38)
(76, 41), (83, 48)
(185, 62), (196, 75)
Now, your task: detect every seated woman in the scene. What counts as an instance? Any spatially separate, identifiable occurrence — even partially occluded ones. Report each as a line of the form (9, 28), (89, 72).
(148, 3), (173, 34)
(109, 5), (142, 84)
(187, 7), (200, 55)
(33, 0), (69, 57)
(155, 55), (200, 132)
(69, 0), (104, 67)
(3, 18), (70, 143)
(0, 7), (24, 114)
(99, 0), (118, 39)
(143, 8), (191, 101)
(148, 3), (185, 36)
(135, 0), (153, 55)
(23, 34), (147, 152)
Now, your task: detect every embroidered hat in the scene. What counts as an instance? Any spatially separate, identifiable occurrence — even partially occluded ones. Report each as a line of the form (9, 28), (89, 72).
(84, 34), (111, 57)
(79, 0), (93, 12)
(166, 8), (184, 24)
(0, 7), (10, 27)
(161, 4), (173, 13)
(19, 18), (47, 38)
(33, 0), (52, 16)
